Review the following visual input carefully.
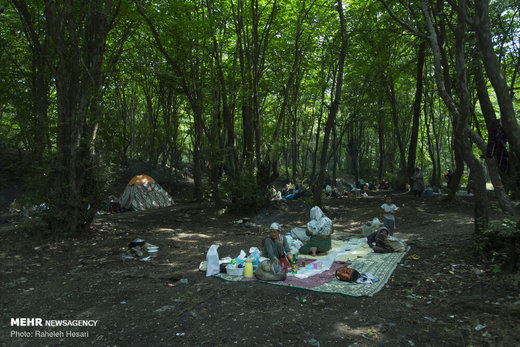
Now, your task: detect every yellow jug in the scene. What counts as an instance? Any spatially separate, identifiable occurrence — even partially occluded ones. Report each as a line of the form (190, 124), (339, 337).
(244, 259), (253, 278)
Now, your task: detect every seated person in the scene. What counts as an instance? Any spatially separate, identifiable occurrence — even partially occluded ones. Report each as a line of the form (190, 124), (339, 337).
(299, 207), (333, 256)
(367, 226), (406, 253)
(357, 178), (366, 193)
(367, 227), (391, 253)
(378, 179), (389, 190)
(294, 184), (304, 199)
(341, 189), (353, 197)
(281, 184), (291, 197)
(324, 184), (332, 196)
(262, 223), (293, 270)
(270, 185), (282, 200)
(284, 189), (297, 200)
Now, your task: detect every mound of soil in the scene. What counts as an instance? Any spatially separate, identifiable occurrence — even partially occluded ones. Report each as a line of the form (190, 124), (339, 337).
(1, 191), (519, 346)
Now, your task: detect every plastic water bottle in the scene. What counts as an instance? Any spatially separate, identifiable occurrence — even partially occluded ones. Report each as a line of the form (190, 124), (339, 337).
(291, 256), (297, 274)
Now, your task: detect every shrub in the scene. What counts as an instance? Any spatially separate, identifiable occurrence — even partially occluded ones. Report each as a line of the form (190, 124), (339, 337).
(475, 217), (520, 272)
(386, 172), (409, 192)
(225, 171), (268, 212)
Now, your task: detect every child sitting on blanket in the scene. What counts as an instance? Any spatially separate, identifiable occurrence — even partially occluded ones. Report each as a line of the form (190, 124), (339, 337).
(262, 223), (293, 271)
(367, 227), (390, 253)
(367, 226), (407, 253)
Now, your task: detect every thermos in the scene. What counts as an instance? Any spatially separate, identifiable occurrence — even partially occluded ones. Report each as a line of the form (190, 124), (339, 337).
(244, 259), (253, 278)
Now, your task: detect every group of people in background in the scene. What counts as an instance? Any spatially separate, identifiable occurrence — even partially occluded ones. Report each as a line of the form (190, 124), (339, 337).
(264, 163), (486, 268)
(271, 165), (475, 203)
(270, 183), (305, 201)
(323, 177), (391, 199)
(414, 167), (475, 197)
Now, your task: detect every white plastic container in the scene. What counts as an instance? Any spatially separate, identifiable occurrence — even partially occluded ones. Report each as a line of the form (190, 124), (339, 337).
(226, 265), (244, 276)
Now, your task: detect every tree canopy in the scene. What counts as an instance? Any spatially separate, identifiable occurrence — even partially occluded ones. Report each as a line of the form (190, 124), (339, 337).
(0, 0), (519, 238)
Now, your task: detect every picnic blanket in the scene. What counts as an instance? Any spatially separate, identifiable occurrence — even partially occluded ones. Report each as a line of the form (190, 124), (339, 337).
(215, 238), (409, 297)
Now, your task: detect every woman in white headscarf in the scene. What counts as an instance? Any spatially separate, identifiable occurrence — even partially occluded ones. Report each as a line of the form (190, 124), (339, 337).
(299, 206), (333, 256)
(262, 222), (293, 270)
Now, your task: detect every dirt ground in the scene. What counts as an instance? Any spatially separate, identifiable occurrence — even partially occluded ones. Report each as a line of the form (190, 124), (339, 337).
(1, 188), (520, 346)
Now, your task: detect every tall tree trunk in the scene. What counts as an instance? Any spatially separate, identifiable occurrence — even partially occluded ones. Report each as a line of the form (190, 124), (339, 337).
(424, 87), (438, 188)
(44, 0), (117, 233)
(292, 113), (298, 184)
(466, 127), (515, 216)
(473, 0), (520, 160)
(135, 0), (206, 199)
(313, 0), (348, 206)
(384, 75), (407, 175)
(12, 1), (51, 164)
(211, 33), (238, 180)
(407, 41), (426, 180)
(435, 0), (463, 199)
(473, 62), (516, 215)
(377, 99), (385, 179)
(421, 0), (489, 232)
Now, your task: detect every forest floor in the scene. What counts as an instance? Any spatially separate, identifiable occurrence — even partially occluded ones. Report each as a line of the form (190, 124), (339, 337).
(1, 184), (520, 346)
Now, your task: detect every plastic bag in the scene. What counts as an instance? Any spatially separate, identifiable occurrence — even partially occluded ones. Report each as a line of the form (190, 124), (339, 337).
(291, 227), (310, 242)
(255, 259), (287, 281)
(206, 244), (220, 277)
(307, 206), (332, 236)
(384, 236), (407, 252)
(246, 247), (260, 271)
(237, 249), (247, 261)
(362, 218), (381, 237)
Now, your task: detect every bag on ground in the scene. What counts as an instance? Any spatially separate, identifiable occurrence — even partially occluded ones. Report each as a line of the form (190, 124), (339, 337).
(255, 259), (287, 281)
(335, 266), (361, 282)
(206, 244), (221, 277)
(382, 236), (407, 252)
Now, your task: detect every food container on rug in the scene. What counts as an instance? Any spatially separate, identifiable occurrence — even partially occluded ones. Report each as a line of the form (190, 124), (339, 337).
(226, 264), (244, 276)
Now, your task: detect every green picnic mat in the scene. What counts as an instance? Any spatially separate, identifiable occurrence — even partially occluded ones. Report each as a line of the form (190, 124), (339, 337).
(215, 247), (408, 297)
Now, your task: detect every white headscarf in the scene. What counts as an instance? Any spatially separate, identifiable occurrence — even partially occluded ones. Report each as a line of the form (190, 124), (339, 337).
(307, 206), (332, 236)
(270, 222), (282, 231)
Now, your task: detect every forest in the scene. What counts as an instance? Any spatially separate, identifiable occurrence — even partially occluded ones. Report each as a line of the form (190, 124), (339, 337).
(2, 1), (520, 345)
(1, 0), (519, 257)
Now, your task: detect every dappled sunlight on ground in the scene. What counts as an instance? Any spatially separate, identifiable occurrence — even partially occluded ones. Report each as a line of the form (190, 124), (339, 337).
(155, 227), (177, 232)
(2, 191), (518, 346)
(331, 321), (383, 343)
(172, 232), (212, 239)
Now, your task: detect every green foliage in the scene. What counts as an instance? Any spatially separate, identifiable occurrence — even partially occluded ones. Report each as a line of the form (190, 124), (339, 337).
(474, 217), (519, 259)
(225, 170), (268, 212)
(486, 217), (519, 239)
(23, 154), (112, 235)
(1, 0), (519, 236)
(386, 172), (408, 192)
(510, 273), (520, 289)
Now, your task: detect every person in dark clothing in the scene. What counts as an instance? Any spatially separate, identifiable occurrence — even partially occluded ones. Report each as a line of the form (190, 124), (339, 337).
(486, 118), (510, 174)
(281, 184), (292, 197)
(466, 172), (474, 195)
(367, 227), (392, 253)
(412, 168), (424, 198)
(294, 184), (304, 199)
(444, 170), (454, 187)
(378, 179), (389, 190)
